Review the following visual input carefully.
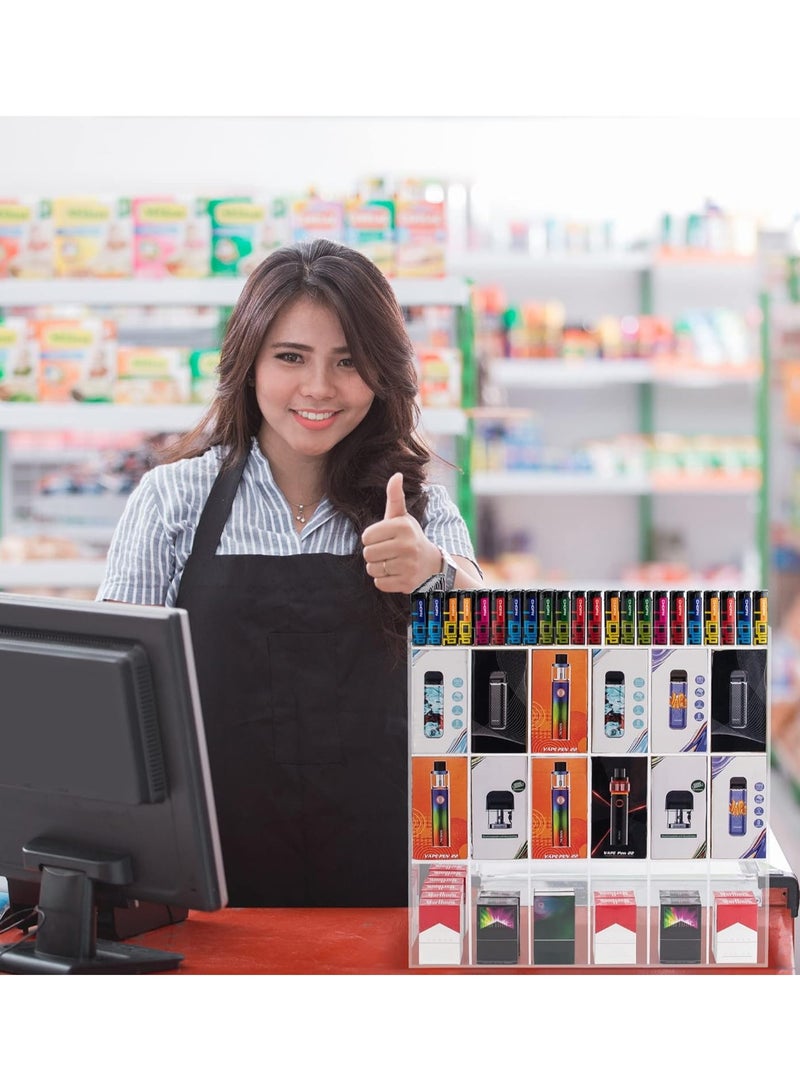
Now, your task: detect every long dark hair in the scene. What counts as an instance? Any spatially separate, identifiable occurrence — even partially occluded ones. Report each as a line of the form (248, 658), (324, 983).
(165, 238), (430, 651)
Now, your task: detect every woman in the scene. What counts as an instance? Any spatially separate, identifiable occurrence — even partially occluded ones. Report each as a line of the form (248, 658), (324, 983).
(98, 238), (483, 907)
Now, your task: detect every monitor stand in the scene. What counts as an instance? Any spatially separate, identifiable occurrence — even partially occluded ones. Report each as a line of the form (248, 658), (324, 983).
(0, 839), (183, 974)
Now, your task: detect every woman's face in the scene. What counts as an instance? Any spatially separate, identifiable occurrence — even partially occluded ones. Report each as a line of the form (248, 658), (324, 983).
(253, 295), (375, 470)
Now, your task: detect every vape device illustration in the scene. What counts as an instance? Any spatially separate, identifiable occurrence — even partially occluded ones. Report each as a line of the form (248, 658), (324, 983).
(423, 671), (444, 738)
(670, 590), (686, 645)
(443, 590), (459, 645)
(475, 590), (491, 645)
(551, 654), (571, 740)
(427, 590), (443, 645)
(729, 776), (747, 837)
(609, 768), (630, 847)
(754, 590), (768, 645)
(412, 590), (427, 645)
(704, 590), (720, 645)
(555, 590), (570, 644)
(621, 590), (636, 645)
(476, 893), (520, 965)
(721, 590), (736, 645)
(637, 590), (652, 645)
(489, 670), (508, 731)
(551, 761), (571, 847)
(587, 591), (603, 645)
(653, 590), (668, 645)
(665, 789), (694, 830)
(659, 890), (701, 964)
(458, 589), (475, 645)
(487, 790), (514, 830)
(605, 590), (620, 644)
(533, 890), (576, 965)
(686, 590), (703, 645)
(538, 589), (554, 644)
(523, 589), (538, 645)
(604, 670), (625, 738)
(736, 590), (752, 645)
(729, 669), (748, 728)
(668, 669), (688, 729)
(507, 590), (522, 645)
(571, 591), (586, 644)
(431, 761), (450, 847)
(491, 590), (506, 645)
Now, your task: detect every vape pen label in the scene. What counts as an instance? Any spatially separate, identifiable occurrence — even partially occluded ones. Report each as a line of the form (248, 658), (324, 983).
(590, 755), (648, 859)
(531, 756), (588, 859)
(411, 755), (468, 859)
(530, 649), (589, 753)
(710, 754), (767, 859)
(591, 649), (649, 753)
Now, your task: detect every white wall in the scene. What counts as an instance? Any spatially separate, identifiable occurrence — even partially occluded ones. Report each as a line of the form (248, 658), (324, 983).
(2, 116), (799, 243)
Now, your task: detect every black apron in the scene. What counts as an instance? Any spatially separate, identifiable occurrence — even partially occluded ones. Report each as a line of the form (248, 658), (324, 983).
(175, 452), (408, 907)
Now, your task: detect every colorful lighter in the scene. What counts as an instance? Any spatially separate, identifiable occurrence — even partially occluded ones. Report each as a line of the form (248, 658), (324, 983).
(523, 590), (539, 645)
(431, 761), (450, 847)
(686, 590), (703, 645)
(551, 761), (570, 848)
(609, 767), (630, 848)
(720, 590), (736, 645)
(668, 669), (688, 729)
(704, 590), (720, 645)
(491, 590), (507, 645)
(458, 589), (475, 645)
(475, 590), (491, 645)
(587, 591), (603, 645)
(621, 590), (636, 645)
(551, 653), (571, 740)
(754, 590), (768, 645)
(507, 590), (522, 645)
(555, 590), (570, 644)
(538, 590), (554, 644)
(736, 591), (752, 645)
(412, 591), (427, 646)
(443, 590), (459, 645)
(670, 591), (686, 645)
(427, 590), (443, 645)
(570, 591), (586, 644)
(729, 776), (747, 837)
(605, 590), (620, 645)
(653, 590), (668, 645)
(637, 590), (652, 645)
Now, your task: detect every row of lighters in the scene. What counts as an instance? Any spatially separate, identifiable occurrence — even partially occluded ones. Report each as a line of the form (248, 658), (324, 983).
(411, 588), (768, 647)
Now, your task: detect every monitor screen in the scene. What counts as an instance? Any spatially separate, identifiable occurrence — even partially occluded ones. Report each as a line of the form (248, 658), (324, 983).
(0, 592), (227, 974)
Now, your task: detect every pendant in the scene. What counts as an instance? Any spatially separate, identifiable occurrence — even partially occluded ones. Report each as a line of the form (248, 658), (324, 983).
(295, 504), (306, 525)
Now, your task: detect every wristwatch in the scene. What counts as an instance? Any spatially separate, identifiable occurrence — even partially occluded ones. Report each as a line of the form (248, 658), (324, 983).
(437, 546), (458, 592)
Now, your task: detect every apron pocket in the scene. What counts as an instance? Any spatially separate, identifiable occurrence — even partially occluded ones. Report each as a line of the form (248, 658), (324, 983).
(268, 632), (343, 765)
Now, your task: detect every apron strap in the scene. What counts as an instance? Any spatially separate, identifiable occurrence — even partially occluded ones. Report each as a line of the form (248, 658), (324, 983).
(189, 449), (250, 562)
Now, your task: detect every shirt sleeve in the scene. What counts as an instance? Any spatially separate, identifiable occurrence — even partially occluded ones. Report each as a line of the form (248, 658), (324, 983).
(422, 484), (482, 573)
(95, 473), (175, 605)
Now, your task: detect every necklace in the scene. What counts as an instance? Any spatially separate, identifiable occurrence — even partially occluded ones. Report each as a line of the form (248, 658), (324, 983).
(291, 499), (322, 525)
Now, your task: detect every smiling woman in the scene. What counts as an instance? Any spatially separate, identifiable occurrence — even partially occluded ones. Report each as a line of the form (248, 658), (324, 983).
(96, 238), (483, 910)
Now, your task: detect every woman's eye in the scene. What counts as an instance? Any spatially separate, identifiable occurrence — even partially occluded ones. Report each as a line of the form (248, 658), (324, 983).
(338, 357), (355, 368)
(277, 352), (302, 364)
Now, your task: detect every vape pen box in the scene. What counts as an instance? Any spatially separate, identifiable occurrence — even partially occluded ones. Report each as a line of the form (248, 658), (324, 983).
(410, 647), (470, 755)
(411, 755), (469, 860)
(593, 890), (637, 965)
(650, 647), (710, 753)
(659, 889), (702, 964)
(476, 892), (520, 965)
(650, 754), (708, 860)
(471, 649), (529, 754)
(591, 648), (649, 754)
(530, 649), (589, 753)
(590, 755), (648, 859)
(533, 889), (575, 965)
(712, 890), (758, 964)
(710, 753), (768, 859)
(710, 648), (768, 754)
(530, 756), (588, 860)
(470, 755), (529, 860)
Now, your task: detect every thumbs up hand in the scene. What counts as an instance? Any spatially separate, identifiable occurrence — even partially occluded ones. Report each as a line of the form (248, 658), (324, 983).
(361, 472), (442, 593)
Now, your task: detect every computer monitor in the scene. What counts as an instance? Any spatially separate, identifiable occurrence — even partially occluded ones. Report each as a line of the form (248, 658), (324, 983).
(0, 592), (227, 974)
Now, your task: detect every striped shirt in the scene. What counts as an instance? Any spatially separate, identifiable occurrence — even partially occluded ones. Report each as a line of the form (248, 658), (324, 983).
(97, 438), (478, 607)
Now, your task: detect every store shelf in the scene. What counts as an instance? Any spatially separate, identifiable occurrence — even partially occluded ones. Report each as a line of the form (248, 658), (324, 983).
(488, 358), (762, 388)
(0, 276), (471, 309)
(417, 407), (467, 435)
(450, 251), (652, 274)
(0, 403), (207, 432)
(0, 561), (107, 588)
(472, 471), (761, 496)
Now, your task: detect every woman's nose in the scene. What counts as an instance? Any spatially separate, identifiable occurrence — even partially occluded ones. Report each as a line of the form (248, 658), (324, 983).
(299, 361), (336, 398)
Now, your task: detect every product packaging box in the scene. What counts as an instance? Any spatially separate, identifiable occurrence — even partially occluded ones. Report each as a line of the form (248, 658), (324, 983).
(114, 347), (190, 404)
(476, 891), (520, 965)
(411, 756), (468, 861)
(650, 754), (708, 859)
(650, 647), (710, 753)
(530, 756), (588, 859)
(593, 889), (637, 965)
(418, 867), (468, 965)
(0, 197), (54, 277)
(591, 648), (649, 754)
(471, 649), (528, 754)
(33, 317), (116, 402)
(416, 346), (462, 408)
(132, 196), (211, 278)
(53, 196), (133, 277)
(344, 197), (395, 276)
(532, 888), (575, 965)
(590, 755), (648, 859)
(207, 195), (292, 276)
(471, 755), (529, 860)
(530, 649), (589, 753)
(189, 349), (220, 404)
(659, 889), (702, 964)
(712, 889), (758, 964)
(410, 646), (470, 755)
(291, 197), (345, 244)
(0, 317), (37, 401)
(710, 753), (768, 858)
(710, 648), (768, 753)
(394, 198), (447, 277)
